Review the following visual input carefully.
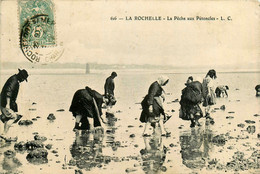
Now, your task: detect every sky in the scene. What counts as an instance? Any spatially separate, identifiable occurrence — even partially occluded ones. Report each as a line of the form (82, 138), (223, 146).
(0, 0), (259, 67)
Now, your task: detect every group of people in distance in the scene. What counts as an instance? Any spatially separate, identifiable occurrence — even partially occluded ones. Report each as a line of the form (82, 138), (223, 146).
(0, 68), (259, 141)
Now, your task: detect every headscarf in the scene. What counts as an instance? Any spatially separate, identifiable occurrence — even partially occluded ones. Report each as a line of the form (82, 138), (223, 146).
(157, 75), (169, 86)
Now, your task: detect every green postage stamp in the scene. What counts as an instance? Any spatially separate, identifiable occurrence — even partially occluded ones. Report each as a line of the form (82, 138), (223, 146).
(18, 0), (63, 63)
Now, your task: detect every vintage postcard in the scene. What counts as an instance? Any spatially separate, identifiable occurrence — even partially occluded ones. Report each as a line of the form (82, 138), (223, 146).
(0, 0), (259, 174)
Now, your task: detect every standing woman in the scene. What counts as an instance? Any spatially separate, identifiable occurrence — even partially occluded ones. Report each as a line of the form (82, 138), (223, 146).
(202, 69), (217, 124)
(140, 75), (170, 136)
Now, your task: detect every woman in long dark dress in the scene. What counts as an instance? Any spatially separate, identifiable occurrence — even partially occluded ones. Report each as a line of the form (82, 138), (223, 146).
(179, 77), (203, 128)
(69, 86), (107, 139)
(140, 76), (169, 136)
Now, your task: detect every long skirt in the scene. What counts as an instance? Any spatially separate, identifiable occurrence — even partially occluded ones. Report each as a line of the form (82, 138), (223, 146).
(139, 96), (164, 123)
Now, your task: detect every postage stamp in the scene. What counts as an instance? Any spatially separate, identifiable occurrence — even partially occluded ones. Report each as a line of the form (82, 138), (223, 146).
(18, 0), (63, 63)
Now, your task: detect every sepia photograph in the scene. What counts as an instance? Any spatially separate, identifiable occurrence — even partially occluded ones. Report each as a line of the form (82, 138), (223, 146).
(0, 0), (259, 173)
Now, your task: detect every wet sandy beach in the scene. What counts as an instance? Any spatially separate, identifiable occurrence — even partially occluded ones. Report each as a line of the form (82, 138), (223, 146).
(0, 71), (259, 174)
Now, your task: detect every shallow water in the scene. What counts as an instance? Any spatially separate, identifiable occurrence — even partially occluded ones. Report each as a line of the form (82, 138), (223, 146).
(0, 71), (259, 174)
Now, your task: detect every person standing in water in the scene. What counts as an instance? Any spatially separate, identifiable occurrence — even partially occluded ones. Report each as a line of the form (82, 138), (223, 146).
(202, 69), (217, 124)
(140, 75), (170, 136)
(104, 72), (117, 107)
(179, 76), (203, 128)
(0, 69), (28, 141)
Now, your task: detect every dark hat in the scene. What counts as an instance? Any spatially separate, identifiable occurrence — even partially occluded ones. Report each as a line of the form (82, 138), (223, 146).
(111, 71), (117, 77)
(18, 69), (29, 82)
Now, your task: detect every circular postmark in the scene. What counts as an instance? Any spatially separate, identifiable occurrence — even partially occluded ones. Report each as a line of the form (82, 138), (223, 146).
(20, 14), (64, 63)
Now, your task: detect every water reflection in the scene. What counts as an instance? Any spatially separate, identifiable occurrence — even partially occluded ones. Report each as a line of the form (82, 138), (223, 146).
(70, 129), (111, 171)
(105, 113), (120, 151)
(140, 133), (167, 174)
(179, 126), (214, 169)
(2, 150), (22, 172)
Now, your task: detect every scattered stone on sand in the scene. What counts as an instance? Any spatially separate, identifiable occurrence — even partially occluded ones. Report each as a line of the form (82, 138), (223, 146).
(32, 118), (37, 121)
(169, 143), (177, 148)
(32, 102), (37, 105)
(68, 159), (77, 166)
(125, 168), (137, 173)
(237, 123), (245, 128)
(26, 148), (48, 164)
(134, 144), (138, 148)
(116, 110), (122, 113)
(51, 150), (58, 154)
(26, 140), (44, 150)
(161, 166), (167, 172)
(106, 130), (113, 134)
(4, 150), (16, 158)
(227, 146), (234, 150)
(171, 109), (175, 112)
(212, 135), (226, 146)
(246, 126), (256, 134)
(106, 112), (115, 118)
(236, 100), (240, 102)
(14, 141), (26, 151)
(36, 116), (41, 119)
(235, 88), (239, 90)
(245, 120), (255, 124)
(253, 114), (260, 117)
(18, 120), (33, 126)
(172, 99), (179, 103)
(56, 109), (65, 112)
(128, 125), (134, 128)
(29, 108), (36, 111)
(129, 134), (135, 138)
(47, 113), (56, 120)
(228, 111), (235, 114)
(45, 144), (52, 150)
(214, 108), (220, 110)
(75, 169), (83, 174)
(220, 105), (226, 110)
(226, 116), (234, 119)
(34, 135), (47, 142)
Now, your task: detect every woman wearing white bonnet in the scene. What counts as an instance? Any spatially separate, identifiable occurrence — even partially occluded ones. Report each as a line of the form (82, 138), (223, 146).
(139, 75), (170, 136)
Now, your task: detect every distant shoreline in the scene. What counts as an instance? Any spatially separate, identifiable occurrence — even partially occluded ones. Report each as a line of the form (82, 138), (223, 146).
(0, 68), (259, 75)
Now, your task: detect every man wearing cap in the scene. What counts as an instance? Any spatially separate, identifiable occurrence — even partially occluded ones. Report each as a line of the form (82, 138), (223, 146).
(104, 72), (117, 107)
(0, 69), (28, 140)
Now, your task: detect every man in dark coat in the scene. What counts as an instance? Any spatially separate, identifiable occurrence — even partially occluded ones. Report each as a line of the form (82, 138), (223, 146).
(104, 72), (117, 106)
(0, 69), (28, 140)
